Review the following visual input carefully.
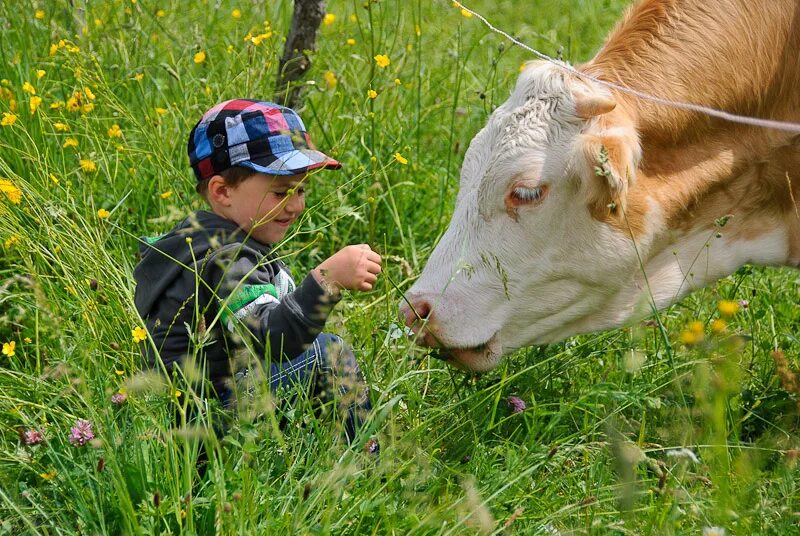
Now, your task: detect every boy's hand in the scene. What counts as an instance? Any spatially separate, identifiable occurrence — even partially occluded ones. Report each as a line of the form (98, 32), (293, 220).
(313, 244), (382, 292)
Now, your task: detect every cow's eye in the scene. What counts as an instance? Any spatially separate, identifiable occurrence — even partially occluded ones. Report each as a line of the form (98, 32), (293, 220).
(507, 183), (548, 208)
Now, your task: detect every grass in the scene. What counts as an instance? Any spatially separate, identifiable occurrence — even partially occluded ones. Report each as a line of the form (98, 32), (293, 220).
(1, 0), (799, 534)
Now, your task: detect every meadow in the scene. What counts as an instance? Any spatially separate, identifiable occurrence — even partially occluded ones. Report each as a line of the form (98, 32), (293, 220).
(1, 0), (799, 534)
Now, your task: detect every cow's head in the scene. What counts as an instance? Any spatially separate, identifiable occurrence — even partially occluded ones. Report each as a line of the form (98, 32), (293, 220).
(401, 61), (645, 372)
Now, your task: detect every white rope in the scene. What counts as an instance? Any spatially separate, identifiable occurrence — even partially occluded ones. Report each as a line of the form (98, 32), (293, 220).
(452, 0), (800, 134)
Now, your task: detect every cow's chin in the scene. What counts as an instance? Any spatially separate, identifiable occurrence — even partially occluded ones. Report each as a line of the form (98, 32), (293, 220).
(442, 335), (503, 373)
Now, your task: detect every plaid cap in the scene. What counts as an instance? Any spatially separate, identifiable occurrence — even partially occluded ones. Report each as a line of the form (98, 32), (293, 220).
(187, 98), (341, 181)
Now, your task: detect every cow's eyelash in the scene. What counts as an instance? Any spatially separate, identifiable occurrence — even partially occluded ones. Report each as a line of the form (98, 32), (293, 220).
(510, 186), (543, 202)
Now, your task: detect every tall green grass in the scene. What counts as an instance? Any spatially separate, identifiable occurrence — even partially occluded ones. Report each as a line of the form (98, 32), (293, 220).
(1, 0), (798, 534)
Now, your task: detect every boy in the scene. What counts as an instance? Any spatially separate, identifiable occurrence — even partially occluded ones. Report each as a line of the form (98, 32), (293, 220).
(133, 99), (381, 445)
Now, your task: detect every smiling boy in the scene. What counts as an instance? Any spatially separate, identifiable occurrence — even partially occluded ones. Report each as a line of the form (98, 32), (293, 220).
(133, 99), (381, 446)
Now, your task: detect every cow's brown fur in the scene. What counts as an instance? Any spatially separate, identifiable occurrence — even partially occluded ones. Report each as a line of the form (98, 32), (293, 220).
(579, 0), (800, 263)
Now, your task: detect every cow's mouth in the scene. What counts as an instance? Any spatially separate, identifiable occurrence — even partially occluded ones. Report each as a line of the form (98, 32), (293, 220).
(433, 335), (502, 373)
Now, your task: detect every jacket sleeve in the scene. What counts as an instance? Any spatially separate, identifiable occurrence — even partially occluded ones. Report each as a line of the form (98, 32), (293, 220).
(204, 243), (339, 361)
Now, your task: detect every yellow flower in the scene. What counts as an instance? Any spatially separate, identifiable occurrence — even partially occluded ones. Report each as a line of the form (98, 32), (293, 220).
(232, 8), (241, 19)
(349, 14), (357, 23)
(394, 78), (401, 85)
(49, 174), (59, 183)
(54, 122), (69, 132)
(115, 368), (125, 375)
(0, 179), (22, 204)
(346, 38), (356, 46)
(323, 71), (337, 89)
(2, 112), (18, 126)
(154, 107), (168, 116)
(132, 326), (147, 343)
(374, 54), (390, 68)
(160, 191), (173, 199)
(35, 9), (45, 19)
(394, 152), (408, 165)
(688, 320), (704, 334)
(156, 9), (166, 17)
(66, 94), (81, 112)
(4, 235), (20, 248)
(107, 124), (122, 138)
(84, 87), (96, 101)
(24, 337), (32, 344)
(50, 100), (64, 110)
(81, 102), (95, 114)
(29, 96), (42, 113)
(679, 330), (701, 345)
(194, 51), (206, 64)
(22, 81), (36, 95)
(49, 43), (59, 56)
(460, 8), (472, 17)
(323, 13), (335, 25)
(40, 470), (57, 480)
(97, 208), (110, 219)
(367, 89), (378, 99)
(63, 138), (78, 148)
(133, 73), (144, 82)
(250, 32), (272, 45)
(717, 300), (740, 317)
(2, 341), (15, 357)
(94, 18), (103, 27)
(36, 69), (46, 79)
(80, 159), (97, 173)
(175, 389), (182, 398)
(710, 319), (727, 334)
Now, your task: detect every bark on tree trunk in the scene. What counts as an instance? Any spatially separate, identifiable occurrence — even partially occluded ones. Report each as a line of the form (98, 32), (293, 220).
(275, 0), (328, 109)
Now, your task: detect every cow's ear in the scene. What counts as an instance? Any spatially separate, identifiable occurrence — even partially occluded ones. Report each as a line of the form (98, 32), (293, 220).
(574, 126), (641, 220)
(572, 87), (616, 118)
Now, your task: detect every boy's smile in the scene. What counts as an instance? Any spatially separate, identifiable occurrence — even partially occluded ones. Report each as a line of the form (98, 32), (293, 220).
(219, 172), (307, 245)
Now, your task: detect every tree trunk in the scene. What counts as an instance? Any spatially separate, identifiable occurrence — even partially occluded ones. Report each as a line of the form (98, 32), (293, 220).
(275, 0), (328, 109)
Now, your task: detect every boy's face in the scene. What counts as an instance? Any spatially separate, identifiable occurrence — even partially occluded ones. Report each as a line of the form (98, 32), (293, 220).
(226, 172), (307, 244)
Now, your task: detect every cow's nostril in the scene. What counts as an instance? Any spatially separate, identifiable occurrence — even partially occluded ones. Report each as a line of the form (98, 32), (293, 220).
(413, 300), (431, 321)
(401, 298), (432, 327)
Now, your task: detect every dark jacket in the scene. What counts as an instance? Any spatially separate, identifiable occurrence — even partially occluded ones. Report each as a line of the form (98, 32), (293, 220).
(133, 210), (338, 399)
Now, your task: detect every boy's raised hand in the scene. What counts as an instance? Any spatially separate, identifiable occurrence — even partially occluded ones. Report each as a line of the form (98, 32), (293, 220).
(313, 244), (382, 292)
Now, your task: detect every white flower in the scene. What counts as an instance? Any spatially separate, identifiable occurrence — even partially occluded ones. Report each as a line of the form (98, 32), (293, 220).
(665, 448), (700, 464)
(703, 527), (726, 536)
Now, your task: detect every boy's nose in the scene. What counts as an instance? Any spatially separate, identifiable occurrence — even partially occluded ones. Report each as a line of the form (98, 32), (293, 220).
(285, 193), (304, 213)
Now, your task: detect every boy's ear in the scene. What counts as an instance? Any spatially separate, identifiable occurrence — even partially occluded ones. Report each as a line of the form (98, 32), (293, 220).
(206, 175), (232, 206)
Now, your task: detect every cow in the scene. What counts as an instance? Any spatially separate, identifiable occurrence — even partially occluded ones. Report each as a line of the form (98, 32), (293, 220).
(400, 0), (800, 372)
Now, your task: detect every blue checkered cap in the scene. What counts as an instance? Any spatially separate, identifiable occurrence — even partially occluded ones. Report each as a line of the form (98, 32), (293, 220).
(188, 99), (341, 181)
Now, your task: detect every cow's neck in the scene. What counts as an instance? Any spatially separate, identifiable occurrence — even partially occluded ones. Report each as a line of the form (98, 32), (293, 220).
(584, 0), (800, 145)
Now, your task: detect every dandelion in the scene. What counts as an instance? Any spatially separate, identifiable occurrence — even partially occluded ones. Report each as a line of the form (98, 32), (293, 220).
(65, 93), (81, 112)
(36, 69), (46, 79)
(156, 9), (165, 17)
(367, 89), (378, 99)
(374, 54), (390, 68)
(1, 112), (18, 126)
(22, 429), (45, 446)
(69, 419), (94, 446)
(63, 138), (78, 148)
(194, 51), (206, 64)
(97, 208), (110, 219)
(160, 191), (173, 199)
(81, 102), (94, 114)
(394, 152), (408, 165)
(323, 71), (337, 89)
(232, 8), (241, 19)
(702, 527), (726, 536)
(24, 337), (32, 343)
(111, 392), (127, 405)
(107, 124), (122, 138)
(346, 38), (356, 46)
(35, 9), (45, 19)
(132, 326), (147, 343)
(133, 73), (144, 82)
(679, 329), (702, 345)
(2, 341), (16, 357)
(154, 107), (168, 116)
(40, 469), (57, 480)
(29, 96), (42, 113)
(79, 159), (97, 173)
(507, 395), (526, 414)
(22, 81), (36, 94)
(394, 78), (401, 85)
(323, 13), (335, 25)
(710, 319), (727, 334)
(717, 300), (739, 317)
(54, 122), (69, 132)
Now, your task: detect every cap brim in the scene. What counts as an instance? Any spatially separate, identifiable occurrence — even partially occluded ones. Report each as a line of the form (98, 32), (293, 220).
(239, 149), (341, 176)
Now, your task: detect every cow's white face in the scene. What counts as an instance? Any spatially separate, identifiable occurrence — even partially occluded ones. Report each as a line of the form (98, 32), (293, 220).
(402, 61), (644, 371)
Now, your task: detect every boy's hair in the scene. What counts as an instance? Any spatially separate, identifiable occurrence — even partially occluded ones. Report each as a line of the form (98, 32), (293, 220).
(195, 166), (255, 198)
